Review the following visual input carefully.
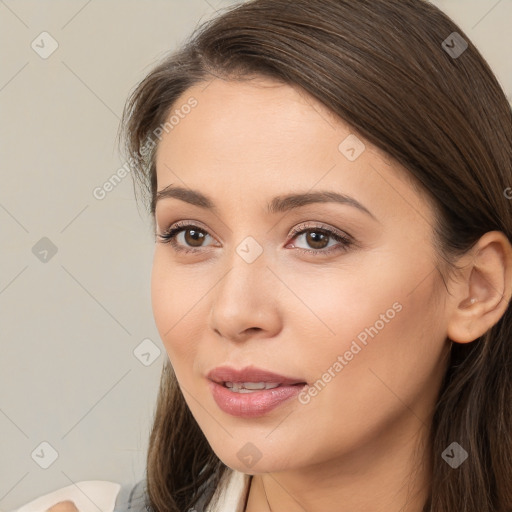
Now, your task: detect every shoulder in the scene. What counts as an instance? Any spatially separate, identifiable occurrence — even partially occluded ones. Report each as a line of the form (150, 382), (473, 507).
(111, 471), (250, 512)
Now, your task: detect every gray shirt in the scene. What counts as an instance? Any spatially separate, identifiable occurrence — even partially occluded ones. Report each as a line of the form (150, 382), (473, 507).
(113, 480), (149, 512)
(112, 476), (216, 512)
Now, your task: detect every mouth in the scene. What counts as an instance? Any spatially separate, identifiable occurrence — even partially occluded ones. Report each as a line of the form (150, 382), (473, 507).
(207, 376), (309, 418)
(207, 365), (308, 389)
(220, 381), (307, 393)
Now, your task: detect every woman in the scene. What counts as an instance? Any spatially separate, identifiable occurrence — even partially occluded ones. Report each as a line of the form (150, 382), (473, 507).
(47, 0), (512, 510)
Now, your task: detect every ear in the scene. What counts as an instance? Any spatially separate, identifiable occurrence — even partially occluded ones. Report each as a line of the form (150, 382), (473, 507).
(446, 231), (512, 344)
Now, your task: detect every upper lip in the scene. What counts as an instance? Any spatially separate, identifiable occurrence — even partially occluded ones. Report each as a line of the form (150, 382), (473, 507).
(207, 365), (307, 386)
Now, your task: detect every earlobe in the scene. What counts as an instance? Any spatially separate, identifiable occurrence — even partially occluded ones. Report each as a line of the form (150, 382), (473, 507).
(446, 231), (512, 344)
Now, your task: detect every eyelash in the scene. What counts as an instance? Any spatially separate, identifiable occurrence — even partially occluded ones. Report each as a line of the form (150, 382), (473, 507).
(156, 220), (353, 256)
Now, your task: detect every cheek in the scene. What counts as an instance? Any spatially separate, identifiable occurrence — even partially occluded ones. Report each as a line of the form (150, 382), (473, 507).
(284, 261), (405, 365)
(150, 250), (202, 366)
(297, 254), (447, 418)
(293, 244), (445, 381)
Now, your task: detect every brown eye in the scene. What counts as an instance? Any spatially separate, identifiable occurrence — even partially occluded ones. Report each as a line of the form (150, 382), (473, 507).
(288, 223), (353, 256)
(156, 223), (215, 253)
(303, 230), (330, 250)
(183, 228), (207, 247)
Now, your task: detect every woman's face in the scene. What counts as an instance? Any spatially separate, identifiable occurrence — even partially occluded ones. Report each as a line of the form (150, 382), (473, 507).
(151, 77), (451, 474)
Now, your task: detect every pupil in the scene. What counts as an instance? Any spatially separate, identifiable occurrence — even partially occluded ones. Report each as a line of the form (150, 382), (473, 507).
(185, 229), (204, 247)
(307, 231), (328, 249)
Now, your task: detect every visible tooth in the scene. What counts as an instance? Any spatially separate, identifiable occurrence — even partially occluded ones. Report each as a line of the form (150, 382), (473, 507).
(261, 382), (281, 390)
(224, 381), (281, 391)
(242, 382), (267, 390)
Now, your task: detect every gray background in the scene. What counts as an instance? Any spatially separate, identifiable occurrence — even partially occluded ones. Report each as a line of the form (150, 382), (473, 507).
(0, 0), (511, 509)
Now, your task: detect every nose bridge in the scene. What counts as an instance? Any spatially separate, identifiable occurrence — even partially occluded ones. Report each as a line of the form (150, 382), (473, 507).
(215, 236), (270, 306)
(208, 235), (279, 337)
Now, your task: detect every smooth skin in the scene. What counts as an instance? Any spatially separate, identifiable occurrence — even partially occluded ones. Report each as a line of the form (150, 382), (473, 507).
(150, 76), (512, 512)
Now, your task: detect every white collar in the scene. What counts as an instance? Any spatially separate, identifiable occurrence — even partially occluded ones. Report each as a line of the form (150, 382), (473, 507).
(204, 469), (252, 512)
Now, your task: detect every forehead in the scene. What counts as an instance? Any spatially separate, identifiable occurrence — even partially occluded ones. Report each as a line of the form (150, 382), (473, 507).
(157, 78), (358, 182)
(154, 77), (433, 226)
(157, 77), (343, 162)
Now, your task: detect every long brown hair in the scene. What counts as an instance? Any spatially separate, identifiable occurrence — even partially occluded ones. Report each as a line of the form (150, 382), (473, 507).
(118, 0), (512, 510)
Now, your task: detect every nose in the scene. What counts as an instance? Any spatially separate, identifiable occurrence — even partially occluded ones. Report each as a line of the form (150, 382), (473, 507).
(208, 247), (282, 342)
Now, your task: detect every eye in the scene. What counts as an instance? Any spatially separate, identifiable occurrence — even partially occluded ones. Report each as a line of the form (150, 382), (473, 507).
(286, 222), (353, 256)
(156, 221), (216, 254)
(156, 220), (354, 256)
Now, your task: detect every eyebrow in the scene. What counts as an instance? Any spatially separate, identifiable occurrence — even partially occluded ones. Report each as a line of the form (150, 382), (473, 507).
(155, 185), (377, 220)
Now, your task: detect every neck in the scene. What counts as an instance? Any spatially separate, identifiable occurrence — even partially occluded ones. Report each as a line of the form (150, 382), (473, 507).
(245, 417), (432, 512)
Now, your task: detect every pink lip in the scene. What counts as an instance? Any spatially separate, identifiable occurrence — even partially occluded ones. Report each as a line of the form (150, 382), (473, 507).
(206, 365), (306, 386)
(206, 365), (308, 418)
(208, 380), (307, 418)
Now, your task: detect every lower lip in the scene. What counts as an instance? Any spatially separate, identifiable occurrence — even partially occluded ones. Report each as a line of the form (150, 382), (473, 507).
(208, 380), (307, 418)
